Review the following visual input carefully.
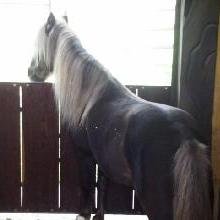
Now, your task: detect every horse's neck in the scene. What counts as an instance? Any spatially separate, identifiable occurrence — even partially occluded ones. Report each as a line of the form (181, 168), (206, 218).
(54, 31), (107, 126)
(54, 26), (134, 126)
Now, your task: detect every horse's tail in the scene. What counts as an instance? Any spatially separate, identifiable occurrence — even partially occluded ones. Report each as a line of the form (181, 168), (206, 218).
(173, 139), (212, 220)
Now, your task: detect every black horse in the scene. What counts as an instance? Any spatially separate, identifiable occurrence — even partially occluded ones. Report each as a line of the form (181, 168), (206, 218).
(28, 13), (212, 220)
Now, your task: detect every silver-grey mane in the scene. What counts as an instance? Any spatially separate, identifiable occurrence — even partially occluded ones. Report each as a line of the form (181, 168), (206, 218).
(46, 22), (124, 127)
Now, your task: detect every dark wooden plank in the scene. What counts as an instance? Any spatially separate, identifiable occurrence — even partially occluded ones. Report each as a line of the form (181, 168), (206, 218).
(179, 0), (220, 144)
(60, 127), (82, 212)
(127, 85), (171, 104)
(0, 83), (20, 211)
(126, 85), (136, 95)
(137, 86), (171, 104)
(22, 83), (59, 212)
(60, 127), (96, 213)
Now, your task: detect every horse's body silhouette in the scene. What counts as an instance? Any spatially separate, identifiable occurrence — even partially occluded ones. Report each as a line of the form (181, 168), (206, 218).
(28, 13), (212, 220)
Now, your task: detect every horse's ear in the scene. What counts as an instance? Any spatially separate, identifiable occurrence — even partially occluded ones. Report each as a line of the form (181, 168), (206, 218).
(45, 12), (56, 34)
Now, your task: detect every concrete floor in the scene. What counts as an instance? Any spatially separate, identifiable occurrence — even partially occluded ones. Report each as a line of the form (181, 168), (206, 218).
(0, 214), (147, 220)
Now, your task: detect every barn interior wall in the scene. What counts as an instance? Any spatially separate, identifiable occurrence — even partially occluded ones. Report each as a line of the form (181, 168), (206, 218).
(172, 0), (220, 144)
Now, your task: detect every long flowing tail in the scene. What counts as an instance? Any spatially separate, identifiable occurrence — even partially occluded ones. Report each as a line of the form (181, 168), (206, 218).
(173, 139), (212, 220)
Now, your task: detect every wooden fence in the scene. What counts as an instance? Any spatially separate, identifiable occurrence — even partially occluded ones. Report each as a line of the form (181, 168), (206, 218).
(0, 82), (170, 214)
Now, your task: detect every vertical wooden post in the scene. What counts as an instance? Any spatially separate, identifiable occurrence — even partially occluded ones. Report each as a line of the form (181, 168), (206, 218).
(0, 84), (20, 211)
(212, 16), (220, 220)
(22, 83), (59, 212)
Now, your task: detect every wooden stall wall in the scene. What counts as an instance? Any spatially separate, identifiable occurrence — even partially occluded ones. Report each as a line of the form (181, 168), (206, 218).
(178, 0), (220, 144)
(0, 83), (170, 214)
(0, 84), (20, 211)
(22, 84), (59, 211)
(171, 0), (220, 218)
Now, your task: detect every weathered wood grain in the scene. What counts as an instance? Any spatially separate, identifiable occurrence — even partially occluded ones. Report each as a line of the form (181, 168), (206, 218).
(0, 84), (20, 211)
(22, 83), (59, 212)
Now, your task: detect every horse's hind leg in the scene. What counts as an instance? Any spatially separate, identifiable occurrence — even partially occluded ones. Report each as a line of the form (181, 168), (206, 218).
(134, 178), (173, 220)
(76, 152), (96, 220)
(133, 153), (173, 220)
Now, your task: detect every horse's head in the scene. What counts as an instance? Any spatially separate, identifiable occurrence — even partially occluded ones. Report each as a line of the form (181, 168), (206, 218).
(28, 12), (56, 82)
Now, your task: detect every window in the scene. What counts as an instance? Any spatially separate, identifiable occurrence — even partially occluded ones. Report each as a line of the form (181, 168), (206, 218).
(0, 0), (175, 85)
(0, 0), (49, 82)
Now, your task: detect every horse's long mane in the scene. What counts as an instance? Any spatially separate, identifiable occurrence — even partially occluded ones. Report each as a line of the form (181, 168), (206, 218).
(48, 22), (121, 127)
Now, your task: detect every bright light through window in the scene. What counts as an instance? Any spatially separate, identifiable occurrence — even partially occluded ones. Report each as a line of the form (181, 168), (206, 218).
(0, 0), (49, 82)
(0, 0), (175, 85)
